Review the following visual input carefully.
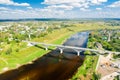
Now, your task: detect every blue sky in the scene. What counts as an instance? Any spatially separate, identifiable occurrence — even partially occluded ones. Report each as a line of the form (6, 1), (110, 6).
(0, 0), (120, 19)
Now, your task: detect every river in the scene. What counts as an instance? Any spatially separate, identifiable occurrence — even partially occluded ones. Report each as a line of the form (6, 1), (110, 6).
(0, 32), (89, 80)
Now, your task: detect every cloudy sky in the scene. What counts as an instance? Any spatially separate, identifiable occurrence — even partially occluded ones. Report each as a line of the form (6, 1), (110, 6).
(0, 0), (120, 19)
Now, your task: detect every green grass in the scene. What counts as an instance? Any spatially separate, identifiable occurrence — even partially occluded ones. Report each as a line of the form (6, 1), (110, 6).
(0, 29), (73, 72)
(71, 37), (99, 80)
(72, 55), (99, 80)
(71, 27), (120, 80)
(0, 23), (120, 73)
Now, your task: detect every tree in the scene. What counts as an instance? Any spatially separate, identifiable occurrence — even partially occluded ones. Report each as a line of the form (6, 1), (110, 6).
(92, 72), (101, 80)
(47, 27), (53, 33)
(114, 75), (120, 80)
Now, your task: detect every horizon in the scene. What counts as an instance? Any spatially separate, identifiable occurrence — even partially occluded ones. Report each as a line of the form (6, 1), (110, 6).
(0, 17), (120, 20)
(0, 0), (120, 19)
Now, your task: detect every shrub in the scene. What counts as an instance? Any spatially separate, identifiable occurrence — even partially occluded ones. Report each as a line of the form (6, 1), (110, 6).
(6, 48), (12, 55)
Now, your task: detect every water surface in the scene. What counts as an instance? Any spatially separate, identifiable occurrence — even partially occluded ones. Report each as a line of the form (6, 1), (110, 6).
(0, 32), (89, 80)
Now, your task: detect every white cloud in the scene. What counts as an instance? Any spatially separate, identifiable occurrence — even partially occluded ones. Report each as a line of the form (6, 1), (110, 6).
(96, 8), (102, 10)
(42, 0), (82, 5)
(0, 0), (30, 6)
(46, 5), (73, 10)
(27, 7), (33, 9)
(80, 8), (90, 11)
(69, 2), (89, 8)
(0, 8), (66, 19)
(68, 3), (82, 7)
(91, 0), (107, 4)
(0, 7), (120, 19)
(1, 0), (120, 19)
(41, 0), (108, 11)
(42, 0), (107, 5)
(107, 1), (120, 8)
(13, 3), (30, 7)
(0, 7), (9, 10)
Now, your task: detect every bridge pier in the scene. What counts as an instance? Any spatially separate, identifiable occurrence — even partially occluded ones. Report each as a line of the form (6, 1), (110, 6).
(43, 45), (49, 51)
(58, 48), (64, 54)
(45, 47), (48, 51)
(60, 49), (63, 54)
(74, 49), (82, 56)
(77, 51), (80, 56)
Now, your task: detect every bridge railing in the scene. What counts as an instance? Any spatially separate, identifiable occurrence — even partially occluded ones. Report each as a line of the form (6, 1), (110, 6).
(25, 41), (120, 55)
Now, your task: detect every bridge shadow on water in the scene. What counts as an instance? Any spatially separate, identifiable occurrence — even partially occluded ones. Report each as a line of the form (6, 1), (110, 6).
(34, 44), (85, 59)
(0, 45), (85, 80)
(0, 32), (90, 80)
(34, 44), (97, 57)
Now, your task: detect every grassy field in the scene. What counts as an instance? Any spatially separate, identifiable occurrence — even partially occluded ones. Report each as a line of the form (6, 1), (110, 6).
(0, 22), (120, 74)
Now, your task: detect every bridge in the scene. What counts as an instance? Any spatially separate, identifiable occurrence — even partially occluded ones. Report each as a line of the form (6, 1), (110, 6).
(26, 41), (120, 56)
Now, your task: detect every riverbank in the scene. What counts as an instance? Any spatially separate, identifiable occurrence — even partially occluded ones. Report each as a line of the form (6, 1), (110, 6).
(0, 28), (73, 73)
(0, 22), (120, 74)
(71, 34), (99, 80)
(71, 28), (120, 80)
(0, 31), (88, 80)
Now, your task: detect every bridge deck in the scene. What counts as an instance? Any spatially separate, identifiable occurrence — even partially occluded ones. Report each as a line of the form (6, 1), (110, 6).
(26, 41), (120, 55)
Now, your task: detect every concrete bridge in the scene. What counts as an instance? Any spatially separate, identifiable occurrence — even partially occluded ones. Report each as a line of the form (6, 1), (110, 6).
(26, 41), (120, 56)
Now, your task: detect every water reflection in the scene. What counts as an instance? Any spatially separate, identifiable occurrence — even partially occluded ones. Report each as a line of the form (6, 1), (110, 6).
(0, 32), (89, 80)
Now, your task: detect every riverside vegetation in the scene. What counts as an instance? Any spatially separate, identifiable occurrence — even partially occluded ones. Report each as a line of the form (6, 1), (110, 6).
(0, 20), (120, 79)
(72, 29), (120, 80)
